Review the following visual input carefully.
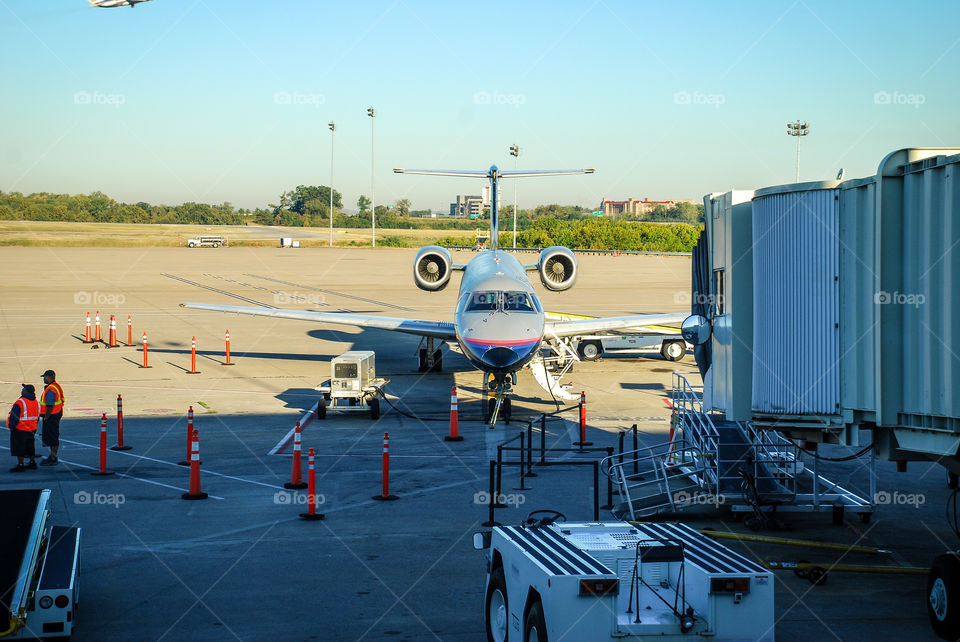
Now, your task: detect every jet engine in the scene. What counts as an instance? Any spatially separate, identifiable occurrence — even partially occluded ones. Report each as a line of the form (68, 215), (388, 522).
(538, 246), (578, 291)
(413, 245), (452, 291)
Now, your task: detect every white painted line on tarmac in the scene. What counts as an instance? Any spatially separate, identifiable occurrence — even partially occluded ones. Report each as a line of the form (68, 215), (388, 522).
(58, 437), (287, 490)
(0, 380), (318, 398)
(321, 477), (482, 515)
(267, 401), (319, 456)
(0, 443), (224, 499)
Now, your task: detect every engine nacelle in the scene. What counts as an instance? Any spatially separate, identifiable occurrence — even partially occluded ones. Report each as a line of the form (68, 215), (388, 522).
(413, 245), (452, 291)
(538, 246), (578, 291)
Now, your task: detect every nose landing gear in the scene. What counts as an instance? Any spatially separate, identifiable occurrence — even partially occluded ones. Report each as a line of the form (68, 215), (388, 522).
(483, 373), (513, 429)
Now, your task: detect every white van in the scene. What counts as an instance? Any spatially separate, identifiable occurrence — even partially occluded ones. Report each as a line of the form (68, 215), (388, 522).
(186, 235), (225, 248)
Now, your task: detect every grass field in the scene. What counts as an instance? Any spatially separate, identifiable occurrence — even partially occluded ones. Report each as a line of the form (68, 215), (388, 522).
(0, 220), (479, 248)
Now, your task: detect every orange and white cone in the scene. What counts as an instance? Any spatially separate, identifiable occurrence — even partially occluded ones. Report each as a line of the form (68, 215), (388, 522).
(181, 428), (208, 500)
(284, 421), (308, 489)
(444, 385), (463, 442)
(84, 312), (93, 343)
(299, 448), (324, 520)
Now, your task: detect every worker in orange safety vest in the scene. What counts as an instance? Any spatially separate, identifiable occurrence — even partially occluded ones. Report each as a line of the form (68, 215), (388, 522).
(8, 384), (39, 472)
(39, 370), (65, 466)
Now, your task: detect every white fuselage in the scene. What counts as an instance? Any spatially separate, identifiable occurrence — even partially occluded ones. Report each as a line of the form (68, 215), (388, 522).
(454, 250), (544, 375)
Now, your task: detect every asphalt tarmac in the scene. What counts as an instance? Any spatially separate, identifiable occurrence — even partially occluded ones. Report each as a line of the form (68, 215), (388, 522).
(0, 247), (947, 641)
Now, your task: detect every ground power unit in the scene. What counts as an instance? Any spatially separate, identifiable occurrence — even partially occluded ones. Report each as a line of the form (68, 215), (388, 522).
(478, 518), (774, 641)
(315, 350), (389, 420)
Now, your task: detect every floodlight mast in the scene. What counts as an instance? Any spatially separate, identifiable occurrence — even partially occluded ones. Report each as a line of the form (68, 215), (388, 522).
(509, 144), (520, 248)
(786, 120), (810, 183)
(368, 107), (376, 247)
(328, 121), (335, 247)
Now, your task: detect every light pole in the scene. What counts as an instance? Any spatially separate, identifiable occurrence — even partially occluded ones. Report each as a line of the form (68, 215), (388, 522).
(368, 106), (376, 248)
(509, 144), (519, 248)
(328, 121), (335, 248)
(786, 120), (810, 183)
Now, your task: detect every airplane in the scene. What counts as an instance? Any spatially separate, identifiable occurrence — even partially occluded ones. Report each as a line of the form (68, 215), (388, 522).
(182, 165), (687, 426)
(89, 0), (152, 7)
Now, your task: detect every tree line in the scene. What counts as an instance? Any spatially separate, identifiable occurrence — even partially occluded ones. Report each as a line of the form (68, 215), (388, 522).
(0, 185), (703, 250)
(0, 191), (248, 225)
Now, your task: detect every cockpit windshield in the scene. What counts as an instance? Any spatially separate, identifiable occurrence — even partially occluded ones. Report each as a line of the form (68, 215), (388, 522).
(464, 291), (538, 313)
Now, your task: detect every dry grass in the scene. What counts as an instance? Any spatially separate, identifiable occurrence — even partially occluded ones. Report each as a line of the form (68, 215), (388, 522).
(0, 221), (480, 248)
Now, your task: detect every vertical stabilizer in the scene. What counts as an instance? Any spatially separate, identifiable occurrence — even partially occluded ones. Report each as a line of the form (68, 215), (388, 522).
(488, 165), (499, 251)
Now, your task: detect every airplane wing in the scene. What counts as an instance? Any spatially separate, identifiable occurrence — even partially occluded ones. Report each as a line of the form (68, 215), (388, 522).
(181, 303), (457, 340)
(544, 313), (688, 338)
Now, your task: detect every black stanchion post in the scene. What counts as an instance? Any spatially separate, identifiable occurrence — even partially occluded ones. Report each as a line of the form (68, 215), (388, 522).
(602, 447), (614, 510)
(632, 423), (639, 476)
(618, 430), (625, 466)
(540, 414), (547, 465)
(515, 431), (530, 491)
(525, 421), (537, 478)
(494, 445), (507, 508)
(593, 460), (600, 521)
(482, 460), (500, 527)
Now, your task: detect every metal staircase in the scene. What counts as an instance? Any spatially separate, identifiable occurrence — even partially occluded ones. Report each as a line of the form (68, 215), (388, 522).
(603, 373), (873, 523)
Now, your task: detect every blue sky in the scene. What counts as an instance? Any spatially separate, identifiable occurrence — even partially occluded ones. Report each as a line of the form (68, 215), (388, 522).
(1, 1), (958, 211)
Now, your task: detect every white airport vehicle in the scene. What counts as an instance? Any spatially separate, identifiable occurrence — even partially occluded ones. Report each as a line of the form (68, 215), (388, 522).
(545, 312), (688, 362)
(574, 332), (690, 362)
(185, 235), (225, 248)
(477, 515), (774, 642)
(314, 350), (388, 420)
(1, 489), (81, 639)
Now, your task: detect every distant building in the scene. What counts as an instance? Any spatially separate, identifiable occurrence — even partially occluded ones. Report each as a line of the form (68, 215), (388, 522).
(600, 198), (681, 216)
(450, 195), (483, 218)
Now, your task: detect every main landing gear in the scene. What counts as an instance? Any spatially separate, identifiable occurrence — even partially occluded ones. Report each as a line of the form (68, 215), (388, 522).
(417, 336), (443, 373)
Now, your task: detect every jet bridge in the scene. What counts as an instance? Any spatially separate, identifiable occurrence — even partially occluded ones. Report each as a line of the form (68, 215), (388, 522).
(685, 147), (960, 639)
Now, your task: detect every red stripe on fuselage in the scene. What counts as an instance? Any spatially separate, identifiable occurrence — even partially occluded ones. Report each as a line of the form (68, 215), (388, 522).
(461, 337), (541, 349)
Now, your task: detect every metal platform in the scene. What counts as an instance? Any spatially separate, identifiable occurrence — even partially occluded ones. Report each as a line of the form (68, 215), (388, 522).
(603, 373), (874, 523)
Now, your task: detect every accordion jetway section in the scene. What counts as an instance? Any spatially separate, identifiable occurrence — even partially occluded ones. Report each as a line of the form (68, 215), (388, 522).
(691, 148), (960, 641)
(699, 147), (960, 470)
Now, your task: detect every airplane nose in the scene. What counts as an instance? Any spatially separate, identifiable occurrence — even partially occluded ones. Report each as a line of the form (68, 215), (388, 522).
(481, 346), (517, 368)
